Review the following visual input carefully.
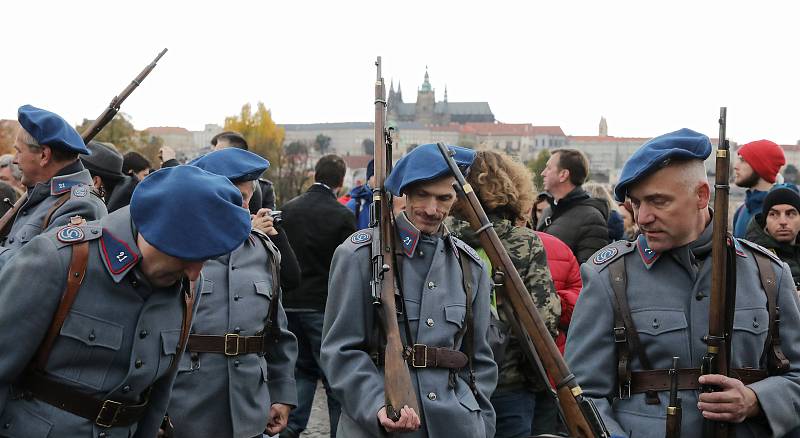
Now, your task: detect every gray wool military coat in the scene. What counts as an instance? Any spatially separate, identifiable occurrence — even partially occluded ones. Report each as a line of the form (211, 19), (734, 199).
(0, 207), (200, 438)
(167, 231), (298, 438)
(321, 215), (498, 438)
(565, 224), (800, 438)
(0, 161), (107, 257)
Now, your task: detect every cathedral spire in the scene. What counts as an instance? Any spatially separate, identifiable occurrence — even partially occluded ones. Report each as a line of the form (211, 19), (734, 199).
(599, 116), (608, 137)
(397, 81), (403, 102)
(444, 85), (448, 103)
(420, 66), (432, 92)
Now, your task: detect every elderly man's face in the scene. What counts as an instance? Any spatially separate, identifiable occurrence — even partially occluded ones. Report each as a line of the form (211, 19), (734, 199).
(404, 176), (457, 234)
(628, 165), (709, 253)
(13, 132), (44, 187)
(765, 204), (800, 243)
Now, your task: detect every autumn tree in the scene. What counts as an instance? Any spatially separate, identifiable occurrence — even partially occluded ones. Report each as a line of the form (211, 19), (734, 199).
(224, 102), (288, 199)
(0, 120), (19, 155)
(528, 149), (550, 191)
(273, 141), (312, 205)
(74, 113), (163, 164)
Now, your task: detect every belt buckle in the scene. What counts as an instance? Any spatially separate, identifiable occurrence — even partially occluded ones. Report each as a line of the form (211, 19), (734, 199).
(411, 344), (427, 368)
(96, 399), (123, 428)
(224, 333), (240, 356)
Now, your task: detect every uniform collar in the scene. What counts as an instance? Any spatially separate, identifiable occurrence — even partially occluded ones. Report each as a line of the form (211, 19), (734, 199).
(637, 220), (744, 270)
(394, 211), (444, 258)
(636, 234), (661, 269)
(98, 207), (143, 283)
(50, 162), (92, 196)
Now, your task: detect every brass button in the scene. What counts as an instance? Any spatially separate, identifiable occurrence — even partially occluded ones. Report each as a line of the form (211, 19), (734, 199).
(652, 319), (659, 329)
(233, 295), (240, 301)
(427, 392), (437, 401)
(426, 318), (435, 327)
(418, 250), (424, 257)
(427, 281), (436, 289)
(135, 359), (143, 368)
(753, 318), (760, 328)
(88, 331), (96, 341)
(234, 327), (241, 334)
(233, 359), (240, 368)
(139, 330), (148, 339)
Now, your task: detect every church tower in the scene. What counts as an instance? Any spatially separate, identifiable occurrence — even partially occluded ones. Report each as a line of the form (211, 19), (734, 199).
(599, 116), (608, 137)
(415, 67), (436, 125)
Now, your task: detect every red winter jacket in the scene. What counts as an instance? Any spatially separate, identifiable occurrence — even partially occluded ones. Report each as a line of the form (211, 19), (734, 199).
(536, 231), (582, 354)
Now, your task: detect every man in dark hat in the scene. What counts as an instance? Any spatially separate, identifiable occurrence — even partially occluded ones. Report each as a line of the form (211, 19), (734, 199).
(746, 184), (800, 288)
(0, 165), (252, 437)
(321, 143), (497, 438)
(167, 148), (298, 438)
(565, 129), (800, 437)
(0, 105), (107, 256)
(80, 141), (125, 203)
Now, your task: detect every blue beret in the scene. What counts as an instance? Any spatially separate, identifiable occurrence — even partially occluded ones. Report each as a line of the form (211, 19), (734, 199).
(385, 143), (476, 196)
(614, 128), (711, 202)
(188, 148), (269, 183)
(17, 105), (90, 155)
(130, 166), (251, 261)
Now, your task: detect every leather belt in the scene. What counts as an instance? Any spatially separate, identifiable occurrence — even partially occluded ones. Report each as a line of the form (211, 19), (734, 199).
(406, 344), (468, 369)
(630, 367), (768, 393)
(19, 371), (149, 428)
(187, 333), (267, 356)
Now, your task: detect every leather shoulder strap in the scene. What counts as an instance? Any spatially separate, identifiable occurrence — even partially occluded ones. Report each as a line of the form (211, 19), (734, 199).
(168, 279), (196, 376)
(753, 252), (790, 374)
(608, 257), (658, 403)
(456, 245), (478, 394)
(31, 241), (89, 371)
(41, 193), (71, 231)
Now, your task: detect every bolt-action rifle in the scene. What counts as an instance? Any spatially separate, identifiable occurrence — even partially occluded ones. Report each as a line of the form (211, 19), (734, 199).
(0, 48), (168, 239)
(666, 357), (682, 438)
(701, 107), (735, 438)
(371, 56), (420, 422)
(436, 142), (609, 438)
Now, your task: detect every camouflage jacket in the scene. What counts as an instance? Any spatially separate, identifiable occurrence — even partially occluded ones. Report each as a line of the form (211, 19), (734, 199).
(448, 215), (560, 391)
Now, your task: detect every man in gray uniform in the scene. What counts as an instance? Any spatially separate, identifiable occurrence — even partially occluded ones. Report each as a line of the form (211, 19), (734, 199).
(0, 165), (252, 437)
(321, 143), (498, 438)
(0, 105), (107, 256)
(168, 148), (298, 438)
(565, 128), (800, 437)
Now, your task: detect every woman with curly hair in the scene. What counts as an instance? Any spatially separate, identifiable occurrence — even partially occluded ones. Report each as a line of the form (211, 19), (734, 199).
(448, 150), (561, 438)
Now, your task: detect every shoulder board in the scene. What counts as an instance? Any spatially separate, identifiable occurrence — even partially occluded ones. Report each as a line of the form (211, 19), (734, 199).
(450, 236), (482, 265)
(591, 239), (637, 271)
(54, 223), (102, 247)
(348, 229), (373, 247)
(737, 238), (783, 265)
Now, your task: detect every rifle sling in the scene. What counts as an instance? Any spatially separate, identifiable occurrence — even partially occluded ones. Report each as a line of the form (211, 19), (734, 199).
(455, 243), (478, 395)
(253, 232), (283, 345)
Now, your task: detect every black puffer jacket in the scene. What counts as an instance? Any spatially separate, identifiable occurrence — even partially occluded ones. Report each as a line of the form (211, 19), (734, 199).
(745, 214), (800, 288)
(538, 186), (610, 264)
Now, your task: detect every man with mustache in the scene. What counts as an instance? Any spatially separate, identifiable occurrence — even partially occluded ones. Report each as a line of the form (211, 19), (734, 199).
(565, 129), (800, 437)
(321, 143), (497, 438)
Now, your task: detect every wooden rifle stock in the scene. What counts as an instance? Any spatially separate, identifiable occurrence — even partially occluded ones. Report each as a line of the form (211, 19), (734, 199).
(435, 143), (609, 438)
(701, 107), (734, 438)
(371, 57), (419, 421)
(1, 49), (168, 240)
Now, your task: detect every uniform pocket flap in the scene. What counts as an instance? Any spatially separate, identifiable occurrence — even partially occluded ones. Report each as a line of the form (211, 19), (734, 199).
(632, 309), (687, 336)
(455, 379), (481, 412)
(733, 308), (769, 335)
(445, 304), (467, 328)
(254, 280), (272, 298)
(200, 279), (214, 295)
(60, 310), (123, 350)
(161, 329), (182, 356)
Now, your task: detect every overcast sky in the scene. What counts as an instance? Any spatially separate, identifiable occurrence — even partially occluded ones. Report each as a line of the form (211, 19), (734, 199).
(2, 0), (799, 145)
